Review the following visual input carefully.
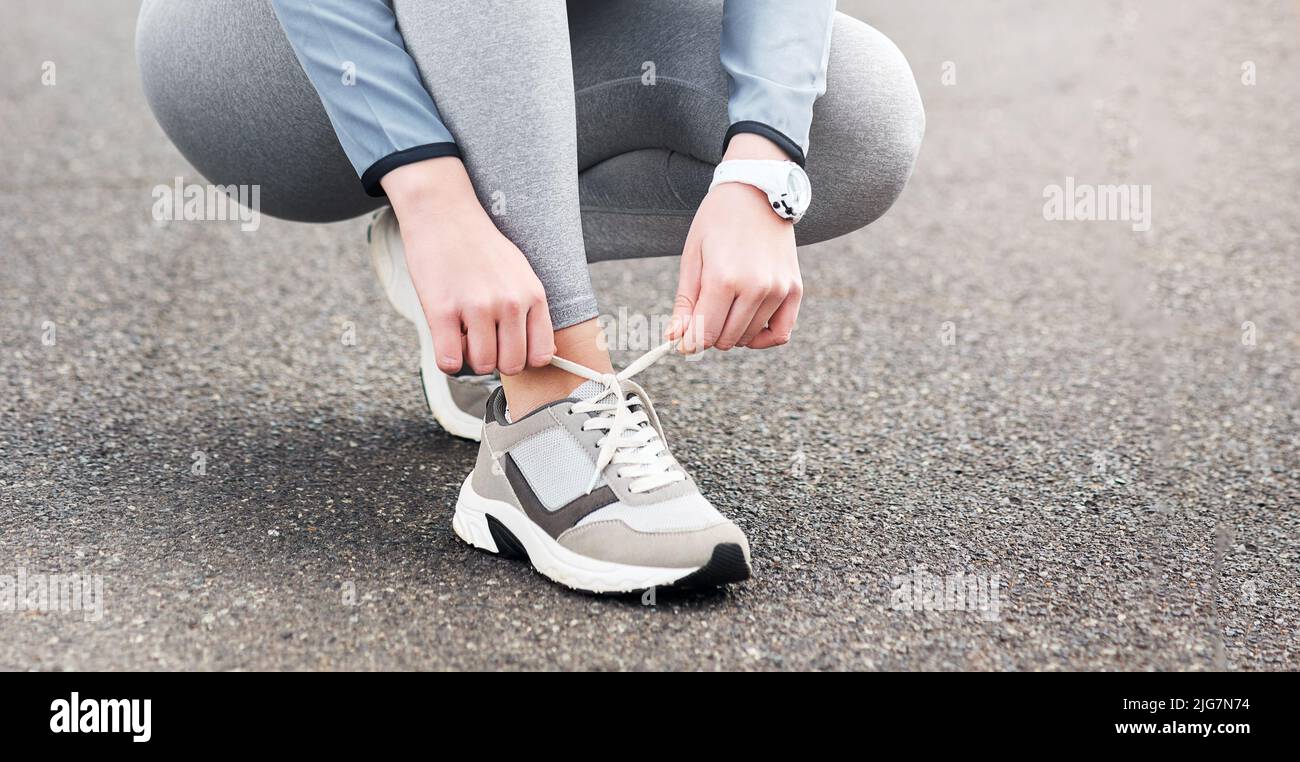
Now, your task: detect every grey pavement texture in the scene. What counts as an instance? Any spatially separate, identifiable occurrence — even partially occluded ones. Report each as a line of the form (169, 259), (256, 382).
(1, 0), (1297, 670)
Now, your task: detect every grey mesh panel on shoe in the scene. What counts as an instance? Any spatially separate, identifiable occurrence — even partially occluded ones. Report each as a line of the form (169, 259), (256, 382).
(501, 456), (619, 538)
(557, 521), (749, 569)
(508, 427), (603, 509)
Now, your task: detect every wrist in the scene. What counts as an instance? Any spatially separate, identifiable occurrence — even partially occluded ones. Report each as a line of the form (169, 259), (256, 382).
(709, 180), (788, 221)
(381, 156), (484, 223)
(710, 157), (811, 224)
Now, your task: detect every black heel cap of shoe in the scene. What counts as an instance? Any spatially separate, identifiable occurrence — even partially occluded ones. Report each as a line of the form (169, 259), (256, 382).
(486, 515), (529, 561)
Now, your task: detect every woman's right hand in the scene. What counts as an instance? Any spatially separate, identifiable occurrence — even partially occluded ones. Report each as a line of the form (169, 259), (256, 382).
(381, 157), (554, 377)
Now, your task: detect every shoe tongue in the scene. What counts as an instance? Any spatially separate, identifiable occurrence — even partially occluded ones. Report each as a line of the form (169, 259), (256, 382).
(569, 379), (607, 402)
(572, 379), (657, 441)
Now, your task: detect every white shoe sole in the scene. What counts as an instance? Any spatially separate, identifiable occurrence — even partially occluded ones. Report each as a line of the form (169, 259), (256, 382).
(451, 476), (715, 594)
(368, 209), (483, 441)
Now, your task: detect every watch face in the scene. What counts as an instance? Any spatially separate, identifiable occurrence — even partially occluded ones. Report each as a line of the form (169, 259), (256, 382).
(785, 166), (811, 215)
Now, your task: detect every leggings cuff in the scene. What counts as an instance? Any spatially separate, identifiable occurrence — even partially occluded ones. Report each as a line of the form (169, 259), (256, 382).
(549, 296), (600, 331)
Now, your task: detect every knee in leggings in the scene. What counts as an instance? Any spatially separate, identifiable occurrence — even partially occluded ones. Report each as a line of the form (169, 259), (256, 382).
(813, 17), (926, 235)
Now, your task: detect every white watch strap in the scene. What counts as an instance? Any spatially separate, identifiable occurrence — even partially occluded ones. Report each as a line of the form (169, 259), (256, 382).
(709, 159), (793, 196)
(710, 159), (809, 223)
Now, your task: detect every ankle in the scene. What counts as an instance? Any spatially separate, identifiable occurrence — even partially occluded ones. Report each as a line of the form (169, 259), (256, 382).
(500, 318), (611, 419)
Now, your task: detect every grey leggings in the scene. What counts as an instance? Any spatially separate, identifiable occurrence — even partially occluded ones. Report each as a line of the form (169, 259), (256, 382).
(137, 0), (925, 329)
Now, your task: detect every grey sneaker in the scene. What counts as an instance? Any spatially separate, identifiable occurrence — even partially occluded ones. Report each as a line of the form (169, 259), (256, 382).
(368, 207), (497, 440)
(451, 342), (751, 593)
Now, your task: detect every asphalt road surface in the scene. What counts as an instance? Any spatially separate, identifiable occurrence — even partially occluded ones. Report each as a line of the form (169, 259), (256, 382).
(1, 0), (1296, 670)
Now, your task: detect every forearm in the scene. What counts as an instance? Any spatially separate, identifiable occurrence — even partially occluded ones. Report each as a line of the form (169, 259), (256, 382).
(269, 0), (459, 196)
(720, 0), (837, 164)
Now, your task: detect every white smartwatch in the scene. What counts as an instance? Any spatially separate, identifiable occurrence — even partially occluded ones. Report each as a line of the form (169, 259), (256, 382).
(709, 159), (812, 223)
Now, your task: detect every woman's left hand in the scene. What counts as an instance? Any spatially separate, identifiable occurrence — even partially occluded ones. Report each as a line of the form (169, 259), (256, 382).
(667, 135), (803, 353)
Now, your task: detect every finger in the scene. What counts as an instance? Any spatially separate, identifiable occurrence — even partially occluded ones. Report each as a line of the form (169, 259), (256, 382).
(746, 290), (801, 349)
(526, 300), (555, 368)
(496, 303), (527, 376)
(668, 240), (702, 342)
(738, 291), (786, 348)
(429, 309), (465, 374)
(686, 278), (732, 353)
(716, 288), (767, 350)
(464, 307), (498, 375)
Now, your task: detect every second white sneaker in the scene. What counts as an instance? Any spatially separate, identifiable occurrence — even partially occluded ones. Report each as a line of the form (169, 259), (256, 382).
(368, 207), (497, 441)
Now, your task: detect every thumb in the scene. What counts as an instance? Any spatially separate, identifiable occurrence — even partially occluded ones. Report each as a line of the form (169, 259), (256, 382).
(667, 240), (702, 341)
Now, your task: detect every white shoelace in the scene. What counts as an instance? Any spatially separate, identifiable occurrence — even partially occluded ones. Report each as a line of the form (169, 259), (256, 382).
(549, 340), (687, 495)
